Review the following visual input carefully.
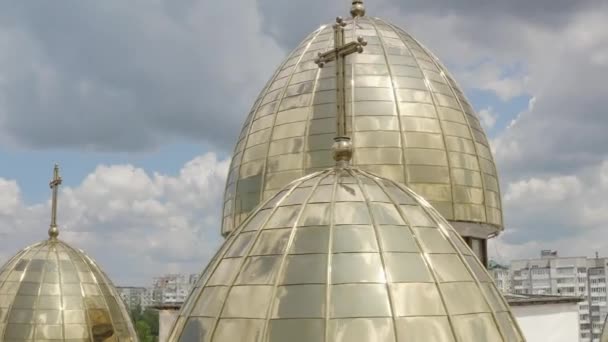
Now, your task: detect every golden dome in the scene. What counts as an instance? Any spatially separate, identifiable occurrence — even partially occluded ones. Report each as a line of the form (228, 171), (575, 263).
(0, 165), (137, 341)
(221, 13), (502, 238)
(170, 166), (523, 341)
(0, 239), (137, 341)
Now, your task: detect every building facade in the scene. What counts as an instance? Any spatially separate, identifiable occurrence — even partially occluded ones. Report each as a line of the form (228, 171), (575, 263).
(152, 273), (199, 305)
(489, 260), (512, 293)
(496, 250), (608, 341)
(117, 286), (155, 311)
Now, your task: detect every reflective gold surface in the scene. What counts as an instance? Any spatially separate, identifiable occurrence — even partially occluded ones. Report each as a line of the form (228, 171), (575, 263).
(222, 15), (502, 237)
(0, 239), (137, 341)
(172, 167), (523, 341)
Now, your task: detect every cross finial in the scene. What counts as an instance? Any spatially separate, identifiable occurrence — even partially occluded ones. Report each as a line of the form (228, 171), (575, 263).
(351, 0), (365, 17)
(314, 16), (367, 166)
(48, 164), (62, 239)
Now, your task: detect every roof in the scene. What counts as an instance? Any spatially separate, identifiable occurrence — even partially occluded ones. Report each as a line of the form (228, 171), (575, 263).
(0, 239), (137, 341)
(221, 14), (502, 238)
(170, 166), (523, 341)
(504, 293), (584, 306)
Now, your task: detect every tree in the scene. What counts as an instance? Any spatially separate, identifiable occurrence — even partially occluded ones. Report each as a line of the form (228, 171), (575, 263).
(141, 309), (159, 336)
(135, 320), (154, 342)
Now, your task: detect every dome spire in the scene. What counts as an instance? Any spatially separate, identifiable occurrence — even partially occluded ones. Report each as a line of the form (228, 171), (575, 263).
(351, 0), (366, 17)
(314, 16), (367, 166)
(48, 163), (62, 239)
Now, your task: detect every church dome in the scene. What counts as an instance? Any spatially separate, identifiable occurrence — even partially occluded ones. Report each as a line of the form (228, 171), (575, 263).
(0, 165), (137, 341)
(222, 10), (502, 238)
(0, 240), (137, 341)
(170, 166), (523, 341)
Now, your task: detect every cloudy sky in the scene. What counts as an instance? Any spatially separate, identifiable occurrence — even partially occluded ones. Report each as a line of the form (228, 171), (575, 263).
(1, 0), (607, 286)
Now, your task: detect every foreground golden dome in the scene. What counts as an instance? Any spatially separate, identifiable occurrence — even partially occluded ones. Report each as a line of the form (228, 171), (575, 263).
(171, 163), (523, 341)
(221, 9), (502, 242)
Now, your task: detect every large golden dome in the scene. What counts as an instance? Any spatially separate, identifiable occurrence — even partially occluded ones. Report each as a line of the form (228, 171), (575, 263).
(170, 165), (522, 341)
(221, 11), (502, 239)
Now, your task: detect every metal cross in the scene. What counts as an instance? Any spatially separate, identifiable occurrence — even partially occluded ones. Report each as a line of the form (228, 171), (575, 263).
(315, 16), (367, 138)
(49, 164), (62, 239)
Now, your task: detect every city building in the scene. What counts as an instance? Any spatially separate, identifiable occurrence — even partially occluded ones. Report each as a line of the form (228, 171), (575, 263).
(152, 273), (199, 305)
(117, 286), (155, 311)
(490, 260), (512, 293)
(507, 250), (608, 341)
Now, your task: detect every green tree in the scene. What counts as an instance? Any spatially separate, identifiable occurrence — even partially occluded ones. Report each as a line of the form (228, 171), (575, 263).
(141, 309), (159, 336)
(136, 320), (154, 342)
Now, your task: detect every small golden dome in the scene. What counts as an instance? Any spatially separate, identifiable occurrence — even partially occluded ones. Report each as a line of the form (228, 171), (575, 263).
(0, 239), (137, 341)
(0, 165), (137, 341)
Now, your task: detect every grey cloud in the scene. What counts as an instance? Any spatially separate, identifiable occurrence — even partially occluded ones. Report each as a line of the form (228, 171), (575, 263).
(0, 0), (285, 152)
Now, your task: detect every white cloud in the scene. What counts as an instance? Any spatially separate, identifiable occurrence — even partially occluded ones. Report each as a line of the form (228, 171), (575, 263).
(0, 178), (20, 216)
(489, 160), (608, 261)
(478, 107), (498, 130)
(0, 153), (229, 285)
(457, 62), (529, 102)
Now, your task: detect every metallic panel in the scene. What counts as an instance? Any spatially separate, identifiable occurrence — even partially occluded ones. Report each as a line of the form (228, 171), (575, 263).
(170, 168), (523, 341)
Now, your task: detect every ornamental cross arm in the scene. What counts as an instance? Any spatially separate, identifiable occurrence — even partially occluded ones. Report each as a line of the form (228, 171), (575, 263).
(314, 17), (368, 68)
(314, 36), (368, 67)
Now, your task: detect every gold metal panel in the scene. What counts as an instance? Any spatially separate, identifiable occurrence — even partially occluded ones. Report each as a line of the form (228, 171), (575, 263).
(354, 131), (400, 148)
(395, 317), (455, 342)
(404, 149), (448, 166)
(408, 184), (451, 202)
(385, 253), (432, 283)
(330, 284), (391, 318)
(271, 285), (325, 318)
(404, 132), (445, 149)
(331, 253), (385, 284)
(268, 319), (324, 342)
(449, 153), (480, 170)
(332, 225), (378, 252)
(355, 116), (399, 131)
(452, 314), (503, 341)
(328, 318), (395, 342)
(266, 170), (303, 190)
(222, 286), (273, 318)
(440, 283), (490, 315)
(214, 319), (264, 342)
(455, 204), (487, 222)
(398, 102), (437, 117)
(406, 165), (450, 183)
(401, 117), (441, 133)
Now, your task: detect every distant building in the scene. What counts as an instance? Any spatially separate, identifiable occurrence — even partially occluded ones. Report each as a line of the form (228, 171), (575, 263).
(508, 250), (608, 341)
(117, 286), (155, 311)
(489, 260), (512, 293)
(152, 273), (199, 305)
